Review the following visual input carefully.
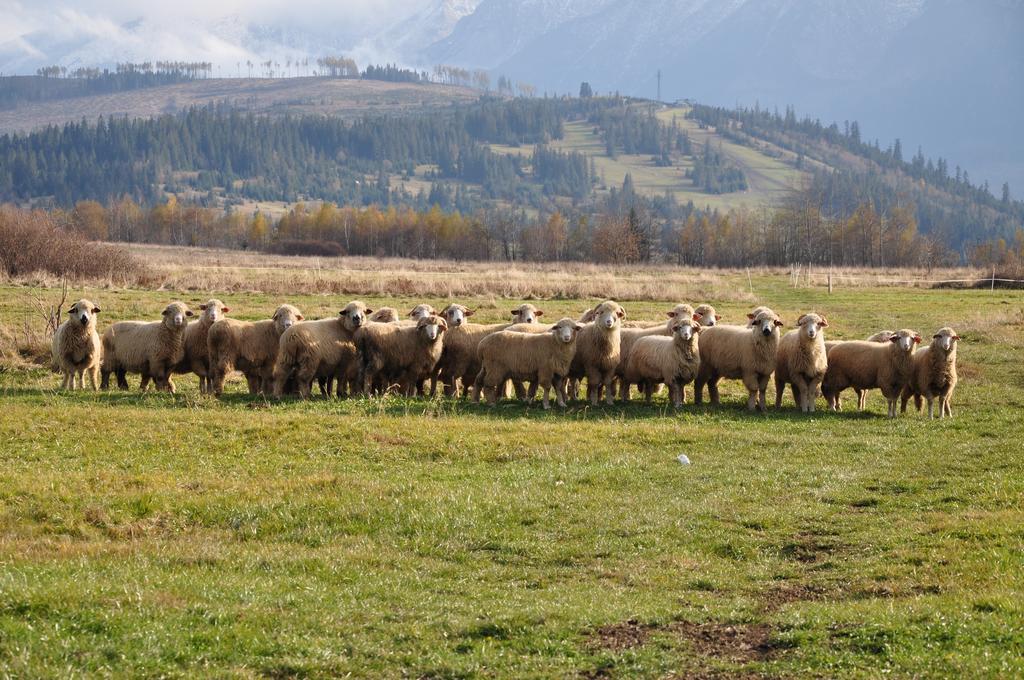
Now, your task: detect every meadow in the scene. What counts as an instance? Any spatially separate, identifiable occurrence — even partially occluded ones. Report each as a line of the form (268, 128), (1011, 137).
(1, 250), (1022, 677)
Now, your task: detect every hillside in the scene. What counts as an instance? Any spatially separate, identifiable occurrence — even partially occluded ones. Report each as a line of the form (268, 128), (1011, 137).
(0, 77), (479, 136)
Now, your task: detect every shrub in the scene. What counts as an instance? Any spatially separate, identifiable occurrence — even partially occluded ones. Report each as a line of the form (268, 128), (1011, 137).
(266, 239), (346, 257)
(0, 206), (138, 280)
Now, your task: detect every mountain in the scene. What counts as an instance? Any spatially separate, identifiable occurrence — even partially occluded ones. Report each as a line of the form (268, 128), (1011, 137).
(424, 0), (1024, 191)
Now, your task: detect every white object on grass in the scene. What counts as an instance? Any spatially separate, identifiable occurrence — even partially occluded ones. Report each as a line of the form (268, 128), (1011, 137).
(677, 454), (691, 465)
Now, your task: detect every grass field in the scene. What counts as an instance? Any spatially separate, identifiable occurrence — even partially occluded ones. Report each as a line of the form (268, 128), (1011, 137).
(1, 256), (1023, 677)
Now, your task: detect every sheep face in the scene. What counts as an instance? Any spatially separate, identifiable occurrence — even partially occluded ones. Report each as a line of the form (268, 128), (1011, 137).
(551, 318), (584, 344)
(890, 329), (922, 352)
(162, 302), (193, 329)
(339, 301), (372, 331)
(578, 307), (597, 323)
(795, 313), (828, 341)
(67, 299), (100, 327)
(672, 321), (701, 342)
(441, 304), (473, 328)
(747, 309), (783, 337)
(199, 299), (229, 324)
(273, 305), (304, 334)
(667, 304), (699, 324)
(417, 315), (448, 341)
(408, 304), (436, 321)
(592, 301), (625, 330)
(932, 327), (959, 352)
(511, 304), (543, 324)
(694, 304), (721, 327)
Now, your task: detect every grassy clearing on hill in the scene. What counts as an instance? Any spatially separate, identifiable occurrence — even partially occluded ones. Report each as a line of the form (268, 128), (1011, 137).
(1, 258), (1022, 677)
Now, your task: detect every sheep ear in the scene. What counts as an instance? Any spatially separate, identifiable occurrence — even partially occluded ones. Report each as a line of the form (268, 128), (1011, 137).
(667, 311), (677, 318)
(889, 335), (899, 343)
(796, 314), (807, 326)
(339, 309), (348, 316)
(222, 307), (230, 313)
(297, 315), (304, 321)
(819, 318), (828, 327)
(92, 306), (101, 314)
(747, 313), (755, 320)
(616, 309), (625, 318)
(535, 310), (543, 317)
(408, 309), (417, 317)
(692, 313), (702, 321)
(953, 335), (960, 341)
(914, 335), (922, 343)
(933, 333), (941, 339)
(574, 324), (584, 332)
(199, 304), (208, 310)
(715, 314), (722, 321)
(774, 319), (784, 327)
(365, 308), (373, 314)
(186, 310), (194, 317)
(465, 309), (475, 317)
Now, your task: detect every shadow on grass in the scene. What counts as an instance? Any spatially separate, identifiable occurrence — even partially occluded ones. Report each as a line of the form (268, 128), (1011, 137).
(0, 385), (887, 422)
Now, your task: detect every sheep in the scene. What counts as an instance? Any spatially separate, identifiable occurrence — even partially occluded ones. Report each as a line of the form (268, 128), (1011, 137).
(821, 329), (921, 418)
(207, 304), (304, 396)
(614, 303), (700, 401)
(845, 330), (897, 409)
(173, 298), (229, 394)
(100, 301), (194, 393)
(356, 314), (448, 396)
(272, 301), (371, 399)
(52, 298), (102, 390)
(472, 318), (583, 409)
(369, 307), (400, 323)
(621, 318), (702, 407)
(867, 330), (895, 343)
(694, 303), (721, 327)
(900, 327), (959, 418)
(774, 313), (829, 412)
(396, 304), (438, 326)
(431, 303), (543, 398)
(568, 300), (626, 406)
(694, 307), (784, 412)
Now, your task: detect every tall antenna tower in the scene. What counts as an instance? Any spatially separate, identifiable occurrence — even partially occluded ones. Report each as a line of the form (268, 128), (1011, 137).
(656, 69), (662, 102)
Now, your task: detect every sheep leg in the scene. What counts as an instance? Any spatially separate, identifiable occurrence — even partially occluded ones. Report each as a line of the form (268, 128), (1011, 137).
(553, 376), (567, 408)
(943, 397), (953, 418)
(806, 378), (821, 413)
(140, 372), (151, 392)
(708, 376), (721, 406)
(100, 368), (111, 390)
(471, 368), (485, 404)
(791, 376), (808, 413)
(900, 386), (912, 414)
(116, 368), (129, 390)
(60, 371), (71, 390)
(602, 374), (615, 406)
(856, 389), (867, 411)
(644, 382), (654, 404)
(618, 378), (630, 402)
(88, 366), (99, 391)
(926, 397), (935, 419)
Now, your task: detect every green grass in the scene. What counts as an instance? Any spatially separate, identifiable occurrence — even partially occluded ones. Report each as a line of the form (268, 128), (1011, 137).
(1, 280), (1023, 677)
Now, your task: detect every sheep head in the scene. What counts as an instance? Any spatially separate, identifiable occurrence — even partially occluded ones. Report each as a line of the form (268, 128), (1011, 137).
(198, 299), (229, 324)
(932, 327), (959, 353)
(747, 308), (783, 337)
(694, 303), (721, 326)
(273, 304), (304, 334)
(890, 329), (922, 352)
(551, 318), (584, 344)
(339, 301), (372, 331)
(511, 304), (543, 324)
(592, 301), (625, 330)
(67, 299), (100, 328)
(161, 301), (193, 330)
(408, 304), (436, 321)
(417, 315), (447, 342)
(441, 303), (474, 328)
(795, 313), (828, 340)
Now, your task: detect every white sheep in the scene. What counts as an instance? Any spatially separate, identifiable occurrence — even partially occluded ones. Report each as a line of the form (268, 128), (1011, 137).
(821, 329), (921, 417)
(568, 300), (626, 406)
(694, 303), (721, 327)
(472, 318), (583, 409)
(207, 304), (304, 396)
(100, 301), (194, 393)
(694, 307), (784, 412)
(621, 318), (702, 406)
(356, 314), (448, 396)
(774, 312), (829, 412)
(614, 303), (699, 400)
(272, 301), (371, 399)
(900, 327), (959, 418)
(174, 298), (229, 394)
(52, 298), (102, 390)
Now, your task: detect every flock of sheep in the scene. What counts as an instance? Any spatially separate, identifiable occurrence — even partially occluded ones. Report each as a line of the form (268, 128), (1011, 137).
(51, 297), (960, 418)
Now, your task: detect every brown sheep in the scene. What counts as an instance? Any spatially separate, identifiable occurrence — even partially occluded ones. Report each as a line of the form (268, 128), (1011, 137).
(472, 318), (583, 409)
(207, 304), (304, 396)
(694, 308), (784, 412)
(52, 298), (102, 390)
(821, 329), (921, 417)
(900, 327), (959, 418)
(356, 315), (448, 396)
(774, 313), (829, 412)
(100, 301), (194, 392)
(568, 300), (626, 406)
(272, 301), (372, 399)
(174, 298), (229, 394)
(621, 319), (702, 406)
